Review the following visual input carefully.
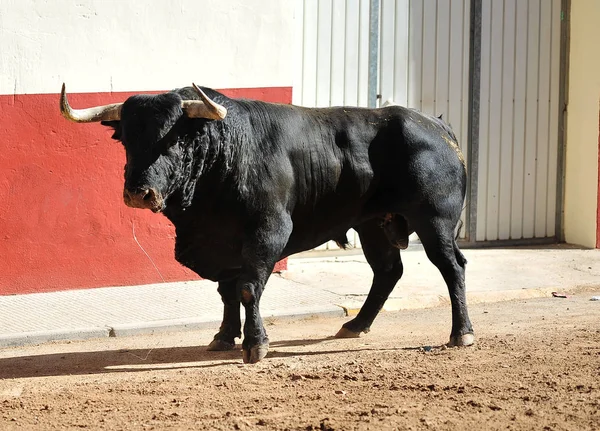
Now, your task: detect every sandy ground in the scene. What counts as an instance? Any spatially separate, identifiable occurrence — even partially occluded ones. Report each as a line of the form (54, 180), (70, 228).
(0, 292), (598, 430)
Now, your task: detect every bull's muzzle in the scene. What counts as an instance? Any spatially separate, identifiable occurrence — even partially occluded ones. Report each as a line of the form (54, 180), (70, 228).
(123, 188), (164, 213)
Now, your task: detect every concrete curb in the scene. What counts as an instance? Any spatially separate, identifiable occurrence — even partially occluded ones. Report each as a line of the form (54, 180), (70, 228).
(107, 307), (346, 339)
(0, 327), (111, 348)
(107, 308), (346, 338)
(0, 308), (347, 349)
(109, 318), (223, 338)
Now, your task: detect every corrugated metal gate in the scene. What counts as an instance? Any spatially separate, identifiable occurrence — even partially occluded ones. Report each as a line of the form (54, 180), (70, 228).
(293, 0), (564, 247)
(476, 0), (562, 241)
(294, 0), (371, 109)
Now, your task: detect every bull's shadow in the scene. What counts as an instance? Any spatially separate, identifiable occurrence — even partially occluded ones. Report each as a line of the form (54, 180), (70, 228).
(0, 337), (433, 379)
(0, 337), (377, 379)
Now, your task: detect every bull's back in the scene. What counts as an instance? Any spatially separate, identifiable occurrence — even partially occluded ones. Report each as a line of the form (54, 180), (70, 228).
(241, 102), (466, 253)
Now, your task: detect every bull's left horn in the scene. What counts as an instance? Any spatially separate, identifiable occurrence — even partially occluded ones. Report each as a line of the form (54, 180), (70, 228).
(60, 83), (123, 123)
(182, 83), (227, 120)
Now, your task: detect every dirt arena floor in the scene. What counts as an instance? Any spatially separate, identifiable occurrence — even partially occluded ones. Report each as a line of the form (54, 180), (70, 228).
(0, 291), (598, 430)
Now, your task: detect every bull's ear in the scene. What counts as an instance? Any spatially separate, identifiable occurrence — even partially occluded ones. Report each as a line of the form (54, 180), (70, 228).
(101, 120), (122, 140)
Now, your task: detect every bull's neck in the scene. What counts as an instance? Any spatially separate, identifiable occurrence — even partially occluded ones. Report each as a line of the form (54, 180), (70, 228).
(167, 101), (271, 218)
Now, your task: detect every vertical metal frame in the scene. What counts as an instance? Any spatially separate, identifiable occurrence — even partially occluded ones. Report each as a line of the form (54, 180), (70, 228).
(555, 0), (571, 242)
(466, 0), (482, 244)
(368, 0), (380, 108)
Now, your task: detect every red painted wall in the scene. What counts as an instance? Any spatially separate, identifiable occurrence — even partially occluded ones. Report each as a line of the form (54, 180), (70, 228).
(0, 87), (291, 295)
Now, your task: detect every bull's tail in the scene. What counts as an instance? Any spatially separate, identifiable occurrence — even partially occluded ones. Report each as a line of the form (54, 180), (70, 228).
(454, 219), (467, 266)
(334, 233), (351, 250)
(454, 218), (464, 242)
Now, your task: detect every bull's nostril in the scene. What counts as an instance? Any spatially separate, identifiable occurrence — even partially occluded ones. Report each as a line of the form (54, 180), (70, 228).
(141, 189), (159, 204)
(124, 187), (160, 210)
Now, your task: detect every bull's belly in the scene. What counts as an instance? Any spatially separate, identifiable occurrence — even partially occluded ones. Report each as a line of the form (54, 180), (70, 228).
(282, 224), (357, 257)
(174, 230), (349, 280)
(174, 238), (243, 282)
(172, 212), (369, 280)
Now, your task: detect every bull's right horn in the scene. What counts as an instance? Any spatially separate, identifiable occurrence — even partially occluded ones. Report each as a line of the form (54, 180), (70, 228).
(181, 83), (227, 120)
(60, 83), (123, 123)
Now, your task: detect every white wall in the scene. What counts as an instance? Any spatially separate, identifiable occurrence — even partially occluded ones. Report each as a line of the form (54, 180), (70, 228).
(0, 0), (296, 95)
(564, 0), (600, 248)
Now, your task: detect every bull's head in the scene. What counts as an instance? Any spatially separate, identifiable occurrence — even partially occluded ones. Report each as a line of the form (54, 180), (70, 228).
(60, 83), (227, 213)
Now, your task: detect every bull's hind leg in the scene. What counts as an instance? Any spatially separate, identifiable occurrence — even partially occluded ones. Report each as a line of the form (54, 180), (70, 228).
(207, 279), (241, 351)
(336, 219), (403, 338)
(414, 216), (474, 346)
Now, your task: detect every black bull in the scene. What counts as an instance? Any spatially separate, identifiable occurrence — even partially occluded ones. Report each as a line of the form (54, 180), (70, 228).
(60, 83), (474, 363)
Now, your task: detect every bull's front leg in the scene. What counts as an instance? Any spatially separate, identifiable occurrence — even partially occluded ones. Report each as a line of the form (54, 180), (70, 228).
(238, 215), (292, 364)
(207, 279), (241, 351)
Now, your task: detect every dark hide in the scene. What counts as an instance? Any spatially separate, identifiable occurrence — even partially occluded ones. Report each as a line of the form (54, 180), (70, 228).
(100, 86), (474, 362)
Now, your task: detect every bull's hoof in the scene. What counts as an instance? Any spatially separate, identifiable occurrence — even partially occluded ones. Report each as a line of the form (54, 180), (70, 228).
(447, 333), (475, 347)
(335, 327), (361, 338)
(207, 338), (237, 351)
(242, 343), (269, 364)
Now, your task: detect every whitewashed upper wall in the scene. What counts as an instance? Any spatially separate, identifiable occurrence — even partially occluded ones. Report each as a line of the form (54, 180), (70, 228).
(0, 0), (296, 94)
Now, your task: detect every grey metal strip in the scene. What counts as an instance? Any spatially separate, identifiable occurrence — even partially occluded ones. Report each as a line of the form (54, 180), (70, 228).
(555, 0), (571, 242)
(368, 0), (380, 108)
(466, 0), (482, 243)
